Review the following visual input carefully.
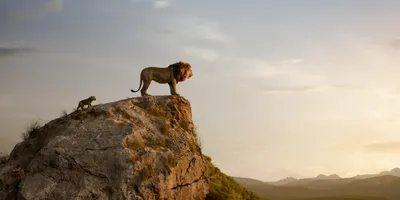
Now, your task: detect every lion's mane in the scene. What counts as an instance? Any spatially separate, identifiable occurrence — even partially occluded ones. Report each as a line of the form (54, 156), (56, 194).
(168, 61), (193, 83)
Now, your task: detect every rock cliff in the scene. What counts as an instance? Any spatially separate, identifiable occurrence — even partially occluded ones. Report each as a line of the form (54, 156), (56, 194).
(0, 95), (209, 200)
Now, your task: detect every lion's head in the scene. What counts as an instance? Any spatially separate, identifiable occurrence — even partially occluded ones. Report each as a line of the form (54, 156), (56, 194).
(169, 61), (193, 83)
(90, 96), (96, 101)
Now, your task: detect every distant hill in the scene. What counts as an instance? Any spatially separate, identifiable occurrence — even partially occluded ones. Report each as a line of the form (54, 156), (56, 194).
(265, 168), (400, 187)
(354, 168), (400, 179)
(204, 157), (264, 200)
(270, 177), (298, 186)
(233, 174), (400, 200)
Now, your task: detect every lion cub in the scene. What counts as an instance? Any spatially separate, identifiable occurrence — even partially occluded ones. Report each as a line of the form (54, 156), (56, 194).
(77, 96), (96, 110)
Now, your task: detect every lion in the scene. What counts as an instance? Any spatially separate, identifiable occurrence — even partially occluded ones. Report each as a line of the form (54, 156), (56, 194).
(130, 61), (193, 96)
(77, 96), (96, 110)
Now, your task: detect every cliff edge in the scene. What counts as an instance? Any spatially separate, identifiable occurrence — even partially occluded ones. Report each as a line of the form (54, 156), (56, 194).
(0, 95), (209, 200)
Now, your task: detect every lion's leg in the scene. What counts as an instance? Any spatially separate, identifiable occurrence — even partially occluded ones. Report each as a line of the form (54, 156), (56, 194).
(77, 102), (82, 111)
(141, 80), (151, 96)
(169, 83), (174, 95)
(169, 80), (179, 96)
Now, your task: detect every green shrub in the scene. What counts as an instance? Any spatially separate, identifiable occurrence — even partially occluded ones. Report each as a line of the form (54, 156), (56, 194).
(130, 140), (143, 150)
(159, 138), (167, 148)
(204, 155), (262, 200)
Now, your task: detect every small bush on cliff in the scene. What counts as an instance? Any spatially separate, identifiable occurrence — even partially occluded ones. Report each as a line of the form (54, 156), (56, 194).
(188, 126), (203, 153)
(21, 120), (42, 141)
(60, 109), (68, 117)
(0, 153), (9, 165)
(180, 118), (191, 132)
(140, 165), (151, 181)
(159, 120), (171, 135)
(204, 155), (262, 200)
(145, 136), (167, 149)
(165, 152), (178, 171)
(130, 140), (144, 150)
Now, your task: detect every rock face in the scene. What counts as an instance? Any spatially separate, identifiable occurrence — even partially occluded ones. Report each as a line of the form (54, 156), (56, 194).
(0, 96), (209, 200)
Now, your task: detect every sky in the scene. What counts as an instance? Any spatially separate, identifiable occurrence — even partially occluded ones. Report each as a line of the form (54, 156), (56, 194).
(1, 0), (400, 181)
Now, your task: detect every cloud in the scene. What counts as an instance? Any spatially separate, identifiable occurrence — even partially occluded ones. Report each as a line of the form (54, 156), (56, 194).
(230, 57), (362, 94)
(261, 84), (355, 94)
(6, 0), (64, 21)
(364, 141), (400, 153)
(0, 47), (36, 57)
(131, 0), (171, 8)
(290, 59), (303, 64)
(235, 57), (307, 78)
(163, 17), (230, 43)
(152, 0), (171, 8)
(193, 23), (230, 43)
(182, 46), (220, 61)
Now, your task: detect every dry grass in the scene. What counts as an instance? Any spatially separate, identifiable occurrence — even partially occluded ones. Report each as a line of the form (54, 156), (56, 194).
(60, 109), (68, 117)
(194, 126), (203, 151)
(130, 140), (144, 150)
(146, 103), (174, 135)
(146, 136), (167, 149)
(21, 120), (42, 141)
(165, 152), (178, 171)
(187, 126), (203, 153)
(140, 165), (151, 181)
(147, 104), (173, 120)
(179, 118), (191, 132)
(159, 137), (167, 148)
(159, 120), (171, 135)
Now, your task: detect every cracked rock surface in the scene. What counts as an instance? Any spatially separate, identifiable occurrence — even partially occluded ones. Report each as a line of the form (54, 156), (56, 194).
(0, 95), (209, 200)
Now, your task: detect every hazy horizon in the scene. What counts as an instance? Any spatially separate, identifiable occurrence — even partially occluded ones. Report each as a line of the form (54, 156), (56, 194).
(2, 0), (400, 181)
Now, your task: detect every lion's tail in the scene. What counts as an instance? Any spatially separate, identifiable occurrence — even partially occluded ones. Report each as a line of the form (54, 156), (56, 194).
(130, 74), (143, 93)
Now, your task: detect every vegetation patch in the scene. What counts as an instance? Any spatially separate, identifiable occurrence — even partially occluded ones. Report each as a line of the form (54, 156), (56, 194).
(0, 153), (9, 165)
(179, 118), (191, 132)
(204, 155), (262, 200)
(147, 104), (173, 120)
(165, 152), (178, 171)
(21, 120), (42, 141)
(188, 126), (202, 153)
(146, 136), (167, 149)
(159, 137), (167, 148)
(130, 139), (144, 150)
(159, 120), (171, 135)
(140, 165), (151, 181)
(60, 109), (68, 117)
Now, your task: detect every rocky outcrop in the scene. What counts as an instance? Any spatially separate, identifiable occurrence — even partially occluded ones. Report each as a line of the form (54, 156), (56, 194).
(0, 95), (209, 200)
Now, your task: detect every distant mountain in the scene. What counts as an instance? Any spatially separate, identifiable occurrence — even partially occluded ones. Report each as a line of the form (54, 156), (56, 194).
(233, 168), (400, 200)
(315, 174), (341, 180)
(234, 177), (268, 186)
(268, 168), (400, 186)
(271, 177), (298, 185)
(354, 168), (400, 179)
(267, 174), (343, 187)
